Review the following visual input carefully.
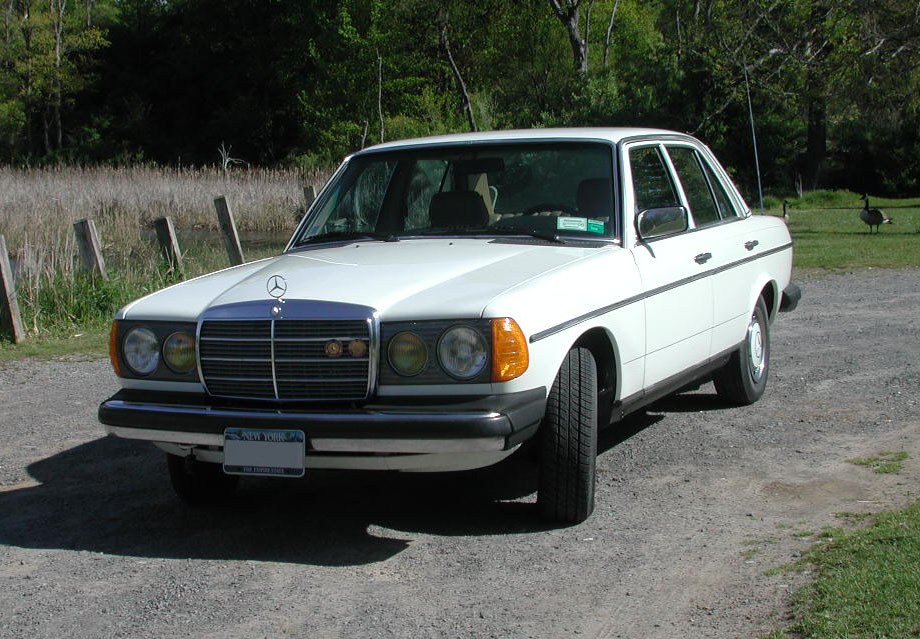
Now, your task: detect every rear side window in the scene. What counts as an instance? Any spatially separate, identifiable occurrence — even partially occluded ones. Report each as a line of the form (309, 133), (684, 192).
(667, 146), (720, 226)
(699, 158), (739, 218)
(629, 146), (679, 212)
(668, 146), (739, 225)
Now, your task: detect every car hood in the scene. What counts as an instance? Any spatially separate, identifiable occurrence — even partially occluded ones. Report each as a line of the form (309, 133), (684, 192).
(120, 239), (609, 322)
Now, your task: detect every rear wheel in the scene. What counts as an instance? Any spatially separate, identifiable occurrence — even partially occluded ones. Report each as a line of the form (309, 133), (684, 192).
(537, 347), (598, 524)
(167, 453), (239, 505)
(714, 297), (770, 405)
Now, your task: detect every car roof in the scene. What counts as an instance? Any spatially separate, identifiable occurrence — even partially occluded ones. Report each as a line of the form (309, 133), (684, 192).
(359, 127), (694, 154)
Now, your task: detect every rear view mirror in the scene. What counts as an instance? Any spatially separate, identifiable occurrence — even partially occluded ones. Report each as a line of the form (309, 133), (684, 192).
(636, 206), (688, 240)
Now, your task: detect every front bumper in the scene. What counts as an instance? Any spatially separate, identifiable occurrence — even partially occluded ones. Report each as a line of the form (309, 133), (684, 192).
(99, 387), (546, 454)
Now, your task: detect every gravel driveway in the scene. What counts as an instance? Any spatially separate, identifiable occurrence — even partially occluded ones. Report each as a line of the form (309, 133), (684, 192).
(1, 268), (918, 639)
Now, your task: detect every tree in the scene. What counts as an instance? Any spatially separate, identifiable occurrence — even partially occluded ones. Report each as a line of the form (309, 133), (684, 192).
(0, 0), (105, 157)
(548, 0), (589, 76)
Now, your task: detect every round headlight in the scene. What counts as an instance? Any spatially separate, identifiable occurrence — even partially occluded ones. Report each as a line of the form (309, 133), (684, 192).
(437, 326), (487, 380)
(123, 327), (160, 376)
(163, 331), (197, 373)
(388, 332), (428, 376)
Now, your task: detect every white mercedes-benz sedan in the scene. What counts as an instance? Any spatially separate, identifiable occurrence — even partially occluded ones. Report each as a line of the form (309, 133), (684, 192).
(100, 128), (800, 523)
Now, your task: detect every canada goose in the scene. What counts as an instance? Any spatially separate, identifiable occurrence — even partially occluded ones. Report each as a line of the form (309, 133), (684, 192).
(860, 195), (893, 233)
(782, 200), (790, 223)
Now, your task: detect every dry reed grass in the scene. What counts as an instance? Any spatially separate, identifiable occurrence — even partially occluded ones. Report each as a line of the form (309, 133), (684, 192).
(0, 165), (333, 288)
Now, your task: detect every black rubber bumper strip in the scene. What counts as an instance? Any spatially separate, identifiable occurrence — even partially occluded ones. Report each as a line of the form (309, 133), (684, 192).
(780, 282), (802, 312)
(99, 387), (547, 447)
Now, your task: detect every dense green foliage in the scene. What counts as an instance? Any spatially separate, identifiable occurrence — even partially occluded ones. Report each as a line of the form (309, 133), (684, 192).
(2, 0), (920, 197)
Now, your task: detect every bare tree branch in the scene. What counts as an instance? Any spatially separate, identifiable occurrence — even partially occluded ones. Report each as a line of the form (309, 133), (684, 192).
(602, 0), (620, 69)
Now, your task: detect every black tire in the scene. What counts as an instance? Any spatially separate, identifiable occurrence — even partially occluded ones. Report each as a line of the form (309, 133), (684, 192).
(714, 296), (770, 406)
(537, 347), (598, 524)
(167, 453), (239, 505)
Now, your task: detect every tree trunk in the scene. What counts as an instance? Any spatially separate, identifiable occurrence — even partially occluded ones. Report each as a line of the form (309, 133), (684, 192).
(602, 0), (620, 69)
(52, 0), (65, 152)
(376, 48), (384, 143)
(548, 0), (587, 76)
(440, 26), (477, 132)
(803, 1), (829, 190)
(804, 93), (826, 190)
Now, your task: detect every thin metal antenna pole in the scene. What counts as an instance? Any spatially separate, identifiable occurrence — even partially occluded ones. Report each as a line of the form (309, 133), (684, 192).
(744, 64), (764, 211)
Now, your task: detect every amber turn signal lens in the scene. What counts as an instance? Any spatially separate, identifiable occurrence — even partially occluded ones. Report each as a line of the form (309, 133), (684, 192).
(491, 318), (529, 382)
(108, 320), (122, 377)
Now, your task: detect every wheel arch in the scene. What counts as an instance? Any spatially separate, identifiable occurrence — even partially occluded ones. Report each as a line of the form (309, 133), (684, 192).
(573, 327), (620, 421)
(758, 279), (780, 323)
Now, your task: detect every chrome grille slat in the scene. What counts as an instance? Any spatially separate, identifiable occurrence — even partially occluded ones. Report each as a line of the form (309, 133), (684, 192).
(199, 314), (373, 401)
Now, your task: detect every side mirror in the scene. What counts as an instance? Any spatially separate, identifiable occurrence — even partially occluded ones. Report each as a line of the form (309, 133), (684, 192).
(636, 206), (689, 240)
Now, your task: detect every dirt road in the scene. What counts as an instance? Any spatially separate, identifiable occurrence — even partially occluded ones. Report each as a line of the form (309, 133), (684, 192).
(1, 268), (918, 638)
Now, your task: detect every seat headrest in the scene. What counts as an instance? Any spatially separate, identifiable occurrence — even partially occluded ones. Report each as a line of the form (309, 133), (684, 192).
(428, 191), (490, 228)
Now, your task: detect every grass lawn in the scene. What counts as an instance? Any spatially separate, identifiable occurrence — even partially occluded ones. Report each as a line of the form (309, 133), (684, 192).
(771, 502), (920, 638)
(764, 191), (920, 270)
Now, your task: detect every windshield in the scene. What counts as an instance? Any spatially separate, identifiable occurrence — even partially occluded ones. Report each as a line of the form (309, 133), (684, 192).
(290, 142), (616, 246)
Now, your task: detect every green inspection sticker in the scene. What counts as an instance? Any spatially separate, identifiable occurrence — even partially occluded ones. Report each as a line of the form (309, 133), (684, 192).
(556, 217), (606, 234)
(556, 217), (587, 231)
(587, 219), (605, 234)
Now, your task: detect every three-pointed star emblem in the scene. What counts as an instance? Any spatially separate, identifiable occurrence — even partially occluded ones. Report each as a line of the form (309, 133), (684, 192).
(266, 274), (287, 299)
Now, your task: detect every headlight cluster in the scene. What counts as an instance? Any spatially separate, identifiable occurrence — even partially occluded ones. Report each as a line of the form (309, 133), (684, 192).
(437, 326), (488, 379)
(110, 321), (199, 380)
(383, 318), (528, 383)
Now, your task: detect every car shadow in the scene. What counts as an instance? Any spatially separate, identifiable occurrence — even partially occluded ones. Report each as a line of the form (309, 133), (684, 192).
(0, 435), (563, 566)
(647, 390), (733, 414)
(0, 396), (693, 566)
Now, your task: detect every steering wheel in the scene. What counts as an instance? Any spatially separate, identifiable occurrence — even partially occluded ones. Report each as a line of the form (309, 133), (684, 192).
(523, 202), (579, 216)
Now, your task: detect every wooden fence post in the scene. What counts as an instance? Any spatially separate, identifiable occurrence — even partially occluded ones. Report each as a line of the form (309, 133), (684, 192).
(153, 216), (184, 276)
(303, 184), (316, 208)
(0, 235), (25, 343)
(73, 218), (107, 279)
(294, 184), (317, 223)
(213, 196), (245, 266)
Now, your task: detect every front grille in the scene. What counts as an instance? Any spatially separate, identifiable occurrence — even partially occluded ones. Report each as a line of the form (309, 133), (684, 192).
(199, 317), (372, 401)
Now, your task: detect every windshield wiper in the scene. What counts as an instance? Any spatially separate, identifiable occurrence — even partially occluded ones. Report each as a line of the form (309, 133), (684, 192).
(294, 230), (399, 247)
(419, 226), (565, 244)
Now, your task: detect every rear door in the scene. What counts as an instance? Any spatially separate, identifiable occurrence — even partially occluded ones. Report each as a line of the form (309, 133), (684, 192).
(664, 144), (757, 357)
(625, 143), (713, 389)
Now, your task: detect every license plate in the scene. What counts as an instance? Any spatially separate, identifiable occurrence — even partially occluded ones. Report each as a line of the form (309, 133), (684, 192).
(223, 428), (305, 477)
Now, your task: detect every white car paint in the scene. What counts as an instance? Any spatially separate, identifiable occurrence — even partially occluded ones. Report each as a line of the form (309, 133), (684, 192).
(102, 127), (795, 475)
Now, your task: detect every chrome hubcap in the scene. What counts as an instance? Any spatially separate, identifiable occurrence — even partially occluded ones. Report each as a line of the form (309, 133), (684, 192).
(746, 316), (765, 383)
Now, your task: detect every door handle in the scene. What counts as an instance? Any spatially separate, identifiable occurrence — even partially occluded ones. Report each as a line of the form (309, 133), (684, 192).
(744, 240), (759, 251)
(694, 252), (712, 264)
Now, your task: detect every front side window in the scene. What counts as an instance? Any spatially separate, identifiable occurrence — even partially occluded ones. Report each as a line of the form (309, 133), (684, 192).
(629, 146), (680, 213)
(291, 142), (616, 246)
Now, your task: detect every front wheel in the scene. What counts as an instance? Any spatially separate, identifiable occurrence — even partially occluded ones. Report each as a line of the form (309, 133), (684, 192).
(714, 297), (770, 405)
(537, 347), (598, 524)
(167, 453), (239, 505)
